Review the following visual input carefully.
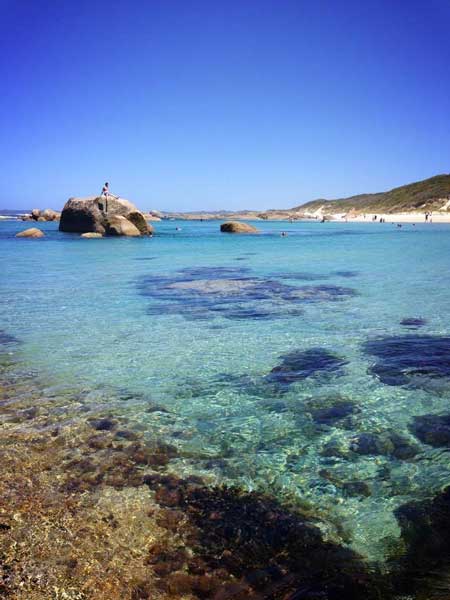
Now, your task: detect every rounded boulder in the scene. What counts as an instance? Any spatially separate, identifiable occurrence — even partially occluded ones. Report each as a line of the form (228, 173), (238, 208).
(220, 221), (259, 233)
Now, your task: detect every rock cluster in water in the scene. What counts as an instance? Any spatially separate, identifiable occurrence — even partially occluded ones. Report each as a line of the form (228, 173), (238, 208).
(59, 196), (153, 236)
(21, 208), (60, 222)
(138, 265), (357, 321)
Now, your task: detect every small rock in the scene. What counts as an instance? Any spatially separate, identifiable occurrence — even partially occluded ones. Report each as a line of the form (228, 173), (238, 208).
(81, 232), (103, 238)
(220, 221), (259, 233)
(16, 228), (45, 238)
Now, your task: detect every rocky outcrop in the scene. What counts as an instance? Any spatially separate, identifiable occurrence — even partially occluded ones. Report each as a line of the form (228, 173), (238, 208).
(16, 228), (45, 238)
(40, 208), (60, 221)
(59, 196), (152, 236)
(24, 208), (60, 222)
(220, 221), (259, 233)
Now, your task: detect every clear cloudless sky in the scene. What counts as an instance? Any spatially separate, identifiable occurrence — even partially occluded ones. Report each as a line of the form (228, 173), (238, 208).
(1, 0), (450, 211)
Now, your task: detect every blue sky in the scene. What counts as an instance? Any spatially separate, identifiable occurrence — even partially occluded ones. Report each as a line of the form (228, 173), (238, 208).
(1, 0), (449, 211)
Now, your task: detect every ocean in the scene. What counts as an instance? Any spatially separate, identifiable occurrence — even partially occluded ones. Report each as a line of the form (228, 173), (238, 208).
(2, 217), (450, 598)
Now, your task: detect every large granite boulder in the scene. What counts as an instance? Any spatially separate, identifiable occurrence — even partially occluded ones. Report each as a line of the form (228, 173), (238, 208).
(59, 196), (152, 236)
(16, 228), (45, 238)
(220, 221), (259, 233)
(105, 215), (141, 237)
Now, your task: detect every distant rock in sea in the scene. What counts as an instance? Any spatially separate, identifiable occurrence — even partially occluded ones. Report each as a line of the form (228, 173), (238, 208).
(59, 196), (153, 237)
(22, 208), (60, 222)
(220, 221), (259, 233)
(16, 227), (45, 238)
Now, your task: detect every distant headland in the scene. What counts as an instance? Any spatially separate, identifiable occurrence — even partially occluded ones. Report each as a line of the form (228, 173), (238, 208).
(3, 173), (450, 225)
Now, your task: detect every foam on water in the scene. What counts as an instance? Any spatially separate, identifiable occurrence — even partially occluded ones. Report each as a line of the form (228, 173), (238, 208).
(2, 218), (450, 564)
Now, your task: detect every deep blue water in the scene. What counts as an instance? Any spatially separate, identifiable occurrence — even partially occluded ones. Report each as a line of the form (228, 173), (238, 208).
(2, 218), (450, 563)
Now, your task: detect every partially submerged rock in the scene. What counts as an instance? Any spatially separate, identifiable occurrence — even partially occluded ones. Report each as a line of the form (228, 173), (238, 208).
(220, 221), (259, 233)
(81, 232), (103, 239)
(59, 196), (152, 236)
(16, 227), (45, 238)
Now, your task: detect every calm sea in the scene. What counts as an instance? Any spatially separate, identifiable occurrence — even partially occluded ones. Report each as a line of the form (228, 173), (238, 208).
(2, 217), (450, 566)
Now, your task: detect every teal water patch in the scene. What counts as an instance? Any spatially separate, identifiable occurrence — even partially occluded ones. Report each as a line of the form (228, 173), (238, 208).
(3, 219), (450, 565)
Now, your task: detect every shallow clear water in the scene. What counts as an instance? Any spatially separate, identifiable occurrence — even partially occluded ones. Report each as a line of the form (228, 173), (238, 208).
(2, 218), (450, 563)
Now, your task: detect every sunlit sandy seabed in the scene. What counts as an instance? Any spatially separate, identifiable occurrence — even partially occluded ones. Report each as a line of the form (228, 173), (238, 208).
(2, 218), (450, 598)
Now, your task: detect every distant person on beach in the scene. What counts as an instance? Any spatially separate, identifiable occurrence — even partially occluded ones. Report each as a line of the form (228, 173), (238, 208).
(99, 182), (119, 213)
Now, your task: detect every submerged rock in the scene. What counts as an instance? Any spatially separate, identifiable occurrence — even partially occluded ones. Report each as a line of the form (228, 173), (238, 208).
(363, 335), (450, 387)
(59, 196), (152, 236)
(16, 227), (45, 238)
(266, 348), (347, 390)
(351, 431), (418, 459)
(307, 397), (357, 426)
(410, 413), (450, 447)
(400, 317), (427, 329)
(220, 221), (259, 233)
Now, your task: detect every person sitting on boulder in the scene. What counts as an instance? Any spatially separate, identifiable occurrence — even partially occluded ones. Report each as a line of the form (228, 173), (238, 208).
(99, 182), (119, 213)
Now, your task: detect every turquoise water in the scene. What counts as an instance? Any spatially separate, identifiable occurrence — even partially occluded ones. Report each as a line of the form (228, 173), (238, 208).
(2, 218), (450, 564)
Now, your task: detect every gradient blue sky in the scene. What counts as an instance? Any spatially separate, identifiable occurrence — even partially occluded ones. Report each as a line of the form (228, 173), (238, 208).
(1, 0), (449, 211)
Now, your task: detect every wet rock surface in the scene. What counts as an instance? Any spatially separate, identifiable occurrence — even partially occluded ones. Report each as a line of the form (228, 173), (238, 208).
(363, 335), (450, 387)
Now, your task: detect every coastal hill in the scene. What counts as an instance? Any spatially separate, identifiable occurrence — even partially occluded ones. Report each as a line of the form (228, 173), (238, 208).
(294, 174), (450, 215)
(163, 174), (450, 220)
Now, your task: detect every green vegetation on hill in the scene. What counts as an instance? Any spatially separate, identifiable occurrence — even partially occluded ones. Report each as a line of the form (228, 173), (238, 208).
(295, 174), (450, 214)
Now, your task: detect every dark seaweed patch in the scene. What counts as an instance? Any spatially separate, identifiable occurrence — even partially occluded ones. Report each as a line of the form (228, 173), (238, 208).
(363, 335), (450, 387)
(400, 318), (427, 329)
(333, 270), (359, 278)
(272, 272), (330, 281)
(309, 400), (356, 426)
(145, 476), (392, 599)
(137, 266), (356, 322)
(393, 486), (450, 598)
(350, 431), (418, 459)
(410, 414), (450, 447)
(266, 348), (347, 391)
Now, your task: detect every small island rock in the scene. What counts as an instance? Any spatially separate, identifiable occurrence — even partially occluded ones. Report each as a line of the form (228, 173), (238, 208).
(59, 196), (152, 236)
(220, 221), (259, 233)
(16, 228), (45, 238)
